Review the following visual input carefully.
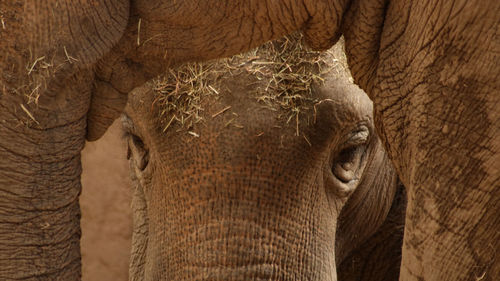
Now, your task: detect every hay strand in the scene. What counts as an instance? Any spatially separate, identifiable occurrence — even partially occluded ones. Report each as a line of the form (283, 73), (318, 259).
(20, 104), (39, 124)
(211, 106), (231, 118)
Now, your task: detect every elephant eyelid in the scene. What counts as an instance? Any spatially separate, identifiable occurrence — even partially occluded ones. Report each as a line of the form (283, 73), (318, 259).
(121, 114), (136, 132)
(122, 130), (132, 141)
(121, 130), (142, 142)
(122, 129), (147, 151)
(344, 125), (370, 147)
(121, 114), (143, 141)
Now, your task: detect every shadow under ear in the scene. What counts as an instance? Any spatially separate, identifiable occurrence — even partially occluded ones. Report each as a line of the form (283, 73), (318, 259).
(337, 181), (406, 281)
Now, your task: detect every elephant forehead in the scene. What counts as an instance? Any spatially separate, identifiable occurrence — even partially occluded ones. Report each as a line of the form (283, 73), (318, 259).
(149, 34), (354, 136)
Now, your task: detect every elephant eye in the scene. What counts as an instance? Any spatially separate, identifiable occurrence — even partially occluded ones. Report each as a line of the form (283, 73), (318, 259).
(332, 126), (370, 184)
(121, 114), (150, 172)
(121, 114), (149, 172)
(333, 145), (367, 183)
(125, 132), (149, 171)
(129, 134), (145, 154)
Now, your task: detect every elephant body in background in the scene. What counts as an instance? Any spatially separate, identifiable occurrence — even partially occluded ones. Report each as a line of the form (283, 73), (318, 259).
(0, 0), (498, 280)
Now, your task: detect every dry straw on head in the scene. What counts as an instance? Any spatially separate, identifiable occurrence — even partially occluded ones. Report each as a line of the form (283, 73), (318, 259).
(153, 33), (350, 135)
(153, 63), (224, 133)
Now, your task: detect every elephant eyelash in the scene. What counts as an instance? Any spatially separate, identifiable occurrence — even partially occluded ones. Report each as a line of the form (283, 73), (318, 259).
(122, 131), (147, 149)
(121, 130), (133, 141)
(121, 124), (142, 141)
(343, 125), (371, 148)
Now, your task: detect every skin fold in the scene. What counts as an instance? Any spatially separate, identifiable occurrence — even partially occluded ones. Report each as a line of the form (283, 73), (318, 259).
(122, 39), (401, 280)
(0, 0), (498, 280)
(338, 181), (406, 281)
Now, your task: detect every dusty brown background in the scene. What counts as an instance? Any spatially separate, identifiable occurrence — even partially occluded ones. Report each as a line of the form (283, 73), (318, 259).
(80, 120), (132, 281)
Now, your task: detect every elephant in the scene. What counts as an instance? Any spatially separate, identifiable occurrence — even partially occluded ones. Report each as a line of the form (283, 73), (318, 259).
(122, 37), (405, 280)
(0, 0), (498, 280)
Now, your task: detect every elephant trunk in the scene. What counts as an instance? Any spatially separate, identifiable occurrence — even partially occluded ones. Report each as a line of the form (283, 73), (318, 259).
(129, 171), (339, 281)
(166, 221), (336, 280)
(0, 71), (93, 280)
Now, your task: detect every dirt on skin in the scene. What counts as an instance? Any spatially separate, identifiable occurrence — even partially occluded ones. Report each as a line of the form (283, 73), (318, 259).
(80, 120), (132, 281)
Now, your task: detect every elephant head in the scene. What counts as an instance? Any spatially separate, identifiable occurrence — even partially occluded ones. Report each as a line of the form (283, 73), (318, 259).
(121, 37), (402, 280)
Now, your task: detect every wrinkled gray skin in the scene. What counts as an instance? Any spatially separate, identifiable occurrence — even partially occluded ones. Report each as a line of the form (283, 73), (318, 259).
(121, 47), (404, 279)
(0, 0), (498, 280)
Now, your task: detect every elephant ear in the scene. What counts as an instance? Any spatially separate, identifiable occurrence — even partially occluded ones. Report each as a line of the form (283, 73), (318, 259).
(86, 81), (128, 141)
(86, 54), (150, 141)
(335, 138), (399, 262)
